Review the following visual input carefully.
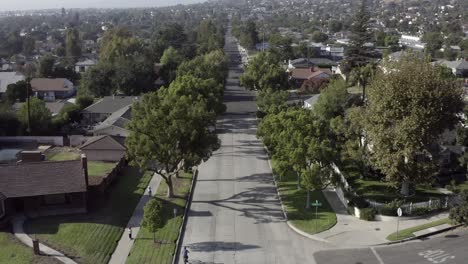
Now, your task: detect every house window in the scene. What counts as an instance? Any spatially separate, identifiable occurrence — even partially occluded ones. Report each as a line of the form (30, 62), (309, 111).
(80, 66), (85, 72)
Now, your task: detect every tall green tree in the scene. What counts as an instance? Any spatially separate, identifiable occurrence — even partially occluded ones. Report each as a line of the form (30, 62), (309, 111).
(141, 199), (163, 243)
(17, 97), (51, 135)
(160, 47), (185, 83)
(80, 63), (115, 97)
(37, 55), (55, 78)
(361, 54), (463, 195)
(256, 88), (289, 115)
(177, 50), (228, 84)
(168, 75), (225, 115)
(343, 0), (374, 74)
(65, 27), (81, 62)
(4, 80), (32, 103)
(126, 90), (218, 197)
(22, 36), (35, 56)
(240, 52), (289, 91)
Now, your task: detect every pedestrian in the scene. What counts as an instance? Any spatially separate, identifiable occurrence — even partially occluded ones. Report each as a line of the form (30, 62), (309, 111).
(128, 227), (132, 240)
(183, 246), (189, 264)
(148, 186), (152, 197)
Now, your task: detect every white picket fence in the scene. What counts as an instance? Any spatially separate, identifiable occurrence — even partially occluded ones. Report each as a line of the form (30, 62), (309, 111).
(331, 163), (455, 214)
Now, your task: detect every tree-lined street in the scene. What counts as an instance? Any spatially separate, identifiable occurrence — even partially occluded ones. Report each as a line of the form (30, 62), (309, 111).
(178, 27), (328, 264)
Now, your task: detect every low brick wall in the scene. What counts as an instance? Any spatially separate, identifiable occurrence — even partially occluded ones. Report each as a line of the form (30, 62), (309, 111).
(89, 158), (127, 194)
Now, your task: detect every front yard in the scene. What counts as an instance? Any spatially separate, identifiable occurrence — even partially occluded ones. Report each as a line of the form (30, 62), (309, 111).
(386, 218), (452, 241)
(24, 167), (152, 264)
(0, 229), (60, 264)
(340, 161), (446, 204)
(126, 171), (193, 264)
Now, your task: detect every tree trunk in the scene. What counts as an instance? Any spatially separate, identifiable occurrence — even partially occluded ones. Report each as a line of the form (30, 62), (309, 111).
(400, 181), (410, 196)
(306, 190), (311, 209)
(153, 231), (156, 243)
(362, 84), (366, 103)
(297, 172), (301, 190)
(175, 170), (179, 178)
(166, 176), (174, 198)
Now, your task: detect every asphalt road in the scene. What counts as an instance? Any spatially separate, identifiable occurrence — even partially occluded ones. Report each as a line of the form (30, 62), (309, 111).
(314, 227), (468, 264)
(179, 27), (329, 264)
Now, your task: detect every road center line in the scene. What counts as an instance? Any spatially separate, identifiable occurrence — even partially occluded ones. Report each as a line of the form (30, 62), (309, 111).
(371, 247), (385, 264)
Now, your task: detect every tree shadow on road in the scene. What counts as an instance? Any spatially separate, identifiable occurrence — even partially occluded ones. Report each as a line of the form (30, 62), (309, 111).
(187, 241), (260, 252)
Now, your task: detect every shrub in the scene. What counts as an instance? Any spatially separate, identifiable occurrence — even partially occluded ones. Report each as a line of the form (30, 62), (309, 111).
(348, 195), (369, 209)
(380, 199), (404, 216)
(449, 190), (468, 226)
(360, 208), (377, 221)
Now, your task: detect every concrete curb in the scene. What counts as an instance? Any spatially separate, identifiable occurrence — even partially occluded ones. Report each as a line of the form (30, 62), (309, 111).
(259, 141), (331, 244)
(375, 223), (464, 246)
(172, 168), (198, 264)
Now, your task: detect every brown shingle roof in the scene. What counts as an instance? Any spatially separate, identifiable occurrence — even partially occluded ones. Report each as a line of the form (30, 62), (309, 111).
(288, 68), (332, 80)
(31, 78), (73, 92)
(0, 160), (87, 198)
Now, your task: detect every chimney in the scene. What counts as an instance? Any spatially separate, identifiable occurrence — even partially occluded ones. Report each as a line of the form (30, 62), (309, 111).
(81, 154), (89, 188)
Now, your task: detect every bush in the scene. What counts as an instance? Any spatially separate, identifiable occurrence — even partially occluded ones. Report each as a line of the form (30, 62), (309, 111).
(380, 199), (404, 216)
(348, 195), (369, 209)
(360, 208), (377, 221)
(449, 190), (468, 226)
(256, 110), (267, 119)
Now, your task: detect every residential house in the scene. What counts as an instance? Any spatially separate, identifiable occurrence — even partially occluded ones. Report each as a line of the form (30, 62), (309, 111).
(92, 105), (131, 137)
(288, 58), (316, 69)
(12, 101), (73, 117)
(31, 78), (75, 102)
(399, 35), (426, 50)
(303, 94), (321, 110)
(287, 67), (332, 93)
(288, 58), (337, 69)
(0, 156), (88, 225)
(433, 59), (468, 77)
(81, 96), (139, 126)
(0, 72), (25, 97)
(74, 59), (97, 73)
(79, 135), (126, 162)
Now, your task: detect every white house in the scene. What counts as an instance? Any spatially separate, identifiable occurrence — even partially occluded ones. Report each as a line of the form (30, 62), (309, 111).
(74, 59), (97, 73)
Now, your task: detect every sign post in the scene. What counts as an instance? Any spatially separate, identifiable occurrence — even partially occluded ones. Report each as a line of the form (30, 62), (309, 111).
(396, 207), (402, 240)
(311, 200), (322, 232)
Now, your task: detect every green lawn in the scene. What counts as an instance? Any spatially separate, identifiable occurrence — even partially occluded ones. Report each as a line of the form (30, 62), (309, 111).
(24, 167), (152, 264)
(339, 160), (445, 203)
(352, 179), (445, 203)
(454, 182), (468, 192)
(46, 151), (116, 177)
(47, 151), (80, 161)
(88, 161), (117, 177)
(126, 172), (193, 264)
(272, 161), (337, 234)
(0, 229), (61, 264)
(386, 218), (451, 241)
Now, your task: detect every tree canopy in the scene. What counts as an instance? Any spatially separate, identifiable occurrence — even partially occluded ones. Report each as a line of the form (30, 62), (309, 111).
(17, 97), (52, 135)
(240, 52), (289, 91)
(141, 199), (163, 242)
(126, 90), (218, 197)
(361, 54), (463, 194)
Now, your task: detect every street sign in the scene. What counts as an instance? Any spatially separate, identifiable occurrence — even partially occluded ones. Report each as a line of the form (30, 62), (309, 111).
(312, 200), (322, 207)
(397, 207), (403, 217)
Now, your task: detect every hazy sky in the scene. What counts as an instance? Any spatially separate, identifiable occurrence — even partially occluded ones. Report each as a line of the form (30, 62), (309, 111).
(0, 0), (208, 11)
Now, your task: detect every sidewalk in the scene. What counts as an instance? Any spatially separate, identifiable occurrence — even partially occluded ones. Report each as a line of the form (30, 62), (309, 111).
(12, 215), (78, 264)
(108, 173), (162, 264)
(306, 188), (449, 248)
